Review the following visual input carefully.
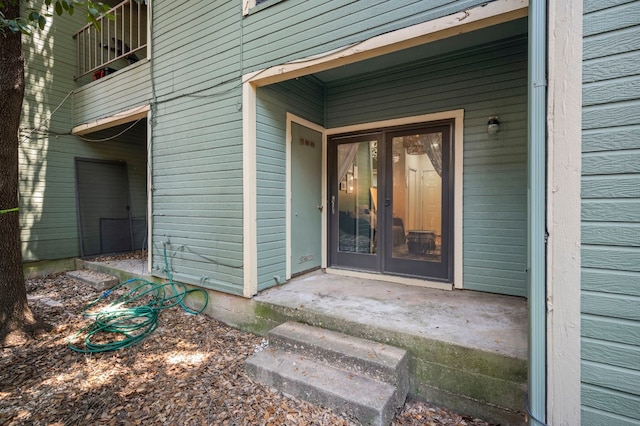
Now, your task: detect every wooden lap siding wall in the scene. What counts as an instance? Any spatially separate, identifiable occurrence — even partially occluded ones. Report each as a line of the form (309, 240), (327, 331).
(255, 79), (324, 291)
(581, 1), (640, 424)
(20, 10), (147, 262)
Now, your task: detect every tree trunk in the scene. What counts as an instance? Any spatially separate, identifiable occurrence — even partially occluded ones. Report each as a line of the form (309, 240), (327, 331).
(0, 2), (41, 343)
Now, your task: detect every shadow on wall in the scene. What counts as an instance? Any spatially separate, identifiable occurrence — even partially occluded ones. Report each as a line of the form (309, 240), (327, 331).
(19, 12), (148, 262)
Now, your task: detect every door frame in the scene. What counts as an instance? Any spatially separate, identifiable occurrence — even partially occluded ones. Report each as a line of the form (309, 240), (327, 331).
(325, 109), (464, 290)
(285, 113), (326, 280)
(382, 123), (454, 281)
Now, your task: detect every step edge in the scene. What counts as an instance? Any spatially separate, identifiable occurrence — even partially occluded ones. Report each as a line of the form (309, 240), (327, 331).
(268, 322), (409, 407)
(246, 349), (398, 408)
(269, 322), (407, 367)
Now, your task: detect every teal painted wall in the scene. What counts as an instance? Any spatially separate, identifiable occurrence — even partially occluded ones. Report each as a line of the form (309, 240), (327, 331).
(22, 0), (527, 298)
(148, 0), (245, 294)
(255, 77), (324, 291)
(19, 4), (147, 262)
(72, 61), (151, 126)
(325, 37), (528, 297)
(581, 1), (640, 424)
(242, 0), (492, 73)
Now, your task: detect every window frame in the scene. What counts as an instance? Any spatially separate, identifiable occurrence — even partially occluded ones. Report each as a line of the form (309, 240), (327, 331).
(242, 0), (284, 16)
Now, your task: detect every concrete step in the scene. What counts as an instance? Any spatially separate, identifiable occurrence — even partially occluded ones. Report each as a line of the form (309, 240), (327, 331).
(246, 348), (397, 426)
(268, 321), (409, 408)
(246, 322), (409, 425)
(252, 284), (529, 426)
(66, 269), (119, 290)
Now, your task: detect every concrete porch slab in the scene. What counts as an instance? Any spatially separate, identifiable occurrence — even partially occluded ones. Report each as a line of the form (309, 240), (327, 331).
(254, 270), (527, 360)
(253, 270), (528, 425)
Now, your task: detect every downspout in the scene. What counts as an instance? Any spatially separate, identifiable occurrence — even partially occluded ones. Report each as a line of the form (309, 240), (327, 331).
(527, 0), (547, 424)
(147, 0), (156, 274)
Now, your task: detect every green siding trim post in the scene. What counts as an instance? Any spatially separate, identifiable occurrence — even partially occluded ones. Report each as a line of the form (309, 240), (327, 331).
(528, 0), (547, 424)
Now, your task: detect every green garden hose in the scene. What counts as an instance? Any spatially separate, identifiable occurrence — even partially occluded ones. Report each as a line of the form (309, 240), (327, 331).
(68, 247), (209, 353)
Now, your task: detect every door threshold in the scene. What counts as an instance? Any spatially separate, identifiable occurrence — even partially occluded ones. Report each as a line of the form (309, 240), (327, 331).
(325, 267), (453, 291)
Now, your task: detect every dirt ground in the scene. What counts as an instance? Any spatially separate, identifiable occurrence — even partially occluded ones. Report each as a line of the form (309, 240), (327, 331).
(1, 259), (494, 425)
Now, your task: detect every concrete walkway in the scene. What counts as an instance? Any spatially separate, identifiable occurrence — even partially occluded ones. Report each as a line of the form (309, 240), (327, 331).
(255, 270), (528, 360)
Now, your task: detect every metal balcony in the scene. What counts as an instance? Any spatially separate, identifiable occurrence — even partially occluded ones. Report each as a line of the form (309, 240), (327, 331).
(73, 0), (147, 80)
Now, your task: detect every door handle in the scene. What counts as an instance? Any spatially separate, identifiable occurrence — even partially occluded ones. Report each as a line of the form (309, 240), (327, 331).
(331, 195), (335, 214)
(384, 198), (391, 207)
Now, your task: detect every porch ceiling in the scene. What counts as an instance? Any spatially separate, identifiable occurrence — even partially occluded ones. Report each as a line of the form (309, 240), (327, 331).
(313, 17), (527, 83)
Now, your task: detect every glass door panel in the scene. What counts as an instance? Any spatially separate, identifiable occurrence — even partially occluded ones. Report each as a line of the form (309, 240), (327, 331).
(329, 135), (380, 271)
(384, 126), (451, 280)
(337, 142), (376, 254)
(391, 133), (442, 262)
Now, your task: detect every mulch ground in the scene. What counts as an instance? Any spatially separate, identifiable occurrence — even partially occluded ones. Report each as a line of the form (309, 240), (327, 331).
(1, 254), (493, 425)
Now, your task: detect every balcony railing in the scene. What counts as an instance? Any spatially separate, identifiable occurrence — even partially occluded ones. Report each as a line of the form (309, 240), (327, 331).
(73, 0), (147, 80)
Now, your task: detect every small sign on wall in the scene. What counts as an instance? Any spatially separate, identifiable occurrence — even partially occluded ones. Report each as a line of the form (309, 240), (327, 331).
(299, 138), (315, 148)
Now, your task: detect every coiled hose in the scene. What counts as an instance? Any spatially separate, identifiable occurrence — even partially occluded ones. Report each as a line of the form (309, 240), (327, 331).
(69, 247), (208, 353)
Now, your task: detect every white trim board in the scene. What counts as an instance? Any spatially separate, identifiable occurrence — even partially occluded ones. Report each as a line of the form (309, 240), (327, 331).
(546, 0), (582, 422)
(146, 110), (153, 275)
(242, 83), (258, 297)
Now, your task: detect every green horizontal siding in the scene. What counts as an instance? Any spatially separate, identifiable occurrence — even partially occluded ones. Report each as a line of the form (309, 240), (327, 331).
(583, 50), (640, 84)
(584, 0), (638, 14)
(582, 315), (640, 346)
(583, 175), (640, 198)
(583, 223), (640, 247)
(583, 25), (640, 61)
(72, 61), (151, 126)
(582, 338), (640, 371)
(583, 1), (640, 37)
(582, 199), (640, 222)
(150, 77), (244, 291)
(582, 268), (640, 296)
(24, 0), (530, 300)
(582, 407), (640, 426)
(152, 1), (240, 101)
(255, 77), (324, 291)
(581, 2), (640, 423)
(19, 128), (147, 262)
(19, 5), (147, 262)
(242, 0), (490, 72)
(88, 0), (244, 293)
(582, 291), (640, 321)
(582, 385), (640, 425)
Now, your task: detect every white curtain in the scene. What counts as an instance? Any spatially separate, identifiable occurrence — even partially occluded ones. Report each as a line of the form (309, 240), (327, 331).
(422, 133), (442, 177)
(337, 144), (359, 183)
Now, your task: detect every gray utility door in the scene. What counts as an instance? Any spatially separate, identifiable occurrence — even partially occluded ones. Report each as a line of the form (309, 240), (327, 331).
(75, 158), (132, 257)
(290, 122), (323, 276)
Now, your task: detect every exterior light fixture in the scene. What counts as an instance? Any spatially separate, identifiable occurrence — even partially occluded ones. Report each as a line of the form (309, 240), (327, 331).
(488, 116), (500, 134)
